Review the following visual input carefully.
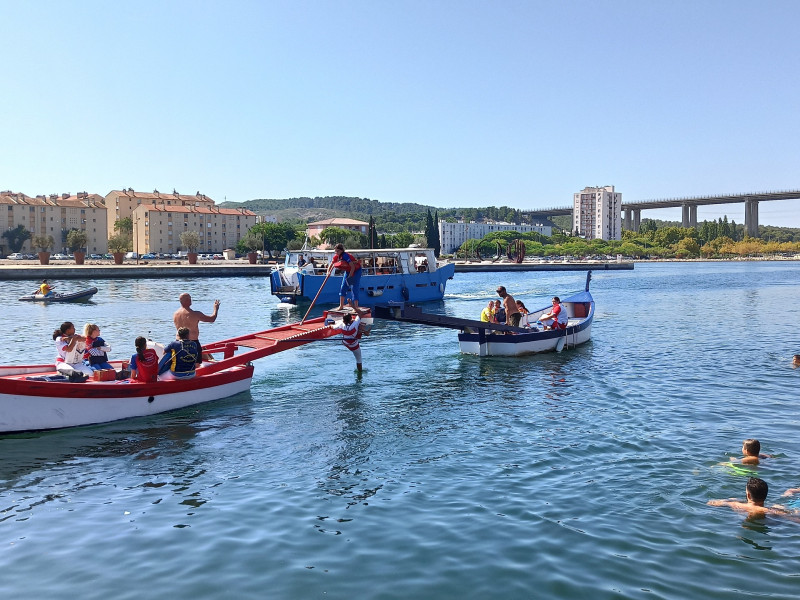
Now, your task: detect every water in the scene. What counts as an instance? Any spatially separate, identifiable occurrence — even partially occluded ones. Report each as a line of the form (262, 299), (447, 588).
(1, 262), (799, 599)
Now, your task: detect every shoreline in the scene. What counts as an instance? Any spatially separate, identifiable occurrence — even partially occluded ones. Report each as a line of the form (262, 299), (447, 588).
(1, 256), (797, 281)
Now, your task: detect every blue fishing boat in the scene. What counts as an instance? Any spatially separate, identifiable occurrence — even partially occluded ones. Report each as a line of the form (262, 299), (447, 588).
(270, 248), (455, 306)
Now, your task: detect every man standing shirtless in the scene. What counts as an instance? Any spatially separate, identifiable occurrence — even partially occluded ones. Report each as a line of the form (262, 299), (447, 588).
(173, 293), (220, 360)
(497, 286), (521, 328)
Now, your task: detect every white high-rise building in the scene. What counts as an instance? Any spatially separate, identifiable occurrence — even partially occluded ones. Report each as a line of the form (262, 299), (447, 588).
(573, 185), (622, 240)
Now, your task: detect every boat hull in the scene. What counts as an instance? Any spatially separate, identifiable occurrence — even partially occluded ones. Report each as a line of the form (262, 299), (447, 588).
(0, 364), (253, 433)
(271, 264), (455, 305)
(458, 320), (592, 356)
(18, 287), (98, 302)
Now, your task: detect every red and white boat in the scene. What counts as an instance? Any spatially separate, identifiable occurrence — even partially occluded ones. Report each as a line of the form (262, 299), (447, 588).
(0, 310), (370, 433)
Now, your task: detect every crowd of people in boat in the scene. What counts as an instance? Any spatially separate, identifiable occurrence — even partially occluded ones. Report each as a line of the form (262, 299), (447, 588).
(51, 292), (220, 383)
(478, 285), (569, 331)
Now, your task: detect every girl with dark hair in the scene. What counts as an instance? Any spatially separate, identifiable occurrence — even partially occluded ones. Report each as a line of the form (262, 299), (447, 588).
(52, 321), (92, 378)
(130, 336), (159, 383)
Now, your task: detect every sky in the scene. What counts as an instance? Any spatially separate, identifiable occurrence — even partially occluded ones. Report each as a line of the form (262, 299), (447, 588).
(2, 0), (799, 227)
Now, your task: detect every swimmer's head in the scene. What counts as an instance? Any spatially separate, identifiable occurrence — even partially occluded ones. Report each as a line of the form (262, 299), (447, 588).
(743, 439), (760, 457)
(793, 355), (800, 366)
(746, 477), (768, 504)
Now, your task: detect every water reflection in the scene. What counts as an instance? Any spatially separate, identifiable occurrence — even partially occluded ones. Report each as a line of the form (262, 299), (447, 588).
(0, 392), (253, 492)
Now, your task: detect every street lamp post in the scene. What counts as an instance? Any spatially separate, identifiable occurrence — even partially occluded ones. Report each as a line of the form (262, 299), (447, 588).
(134, 216), (140, 265)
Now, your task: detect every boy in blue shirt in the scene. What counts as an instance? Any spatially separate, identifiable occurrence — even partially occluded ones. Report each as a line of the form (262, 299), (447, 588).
(158, 327), (202, 380)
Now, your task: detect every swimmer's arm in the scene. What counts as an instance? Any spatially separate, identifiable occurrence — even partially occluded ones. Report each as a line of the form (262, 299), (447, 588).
(781, 488), (800, 497)
(707, 499), (736, 507)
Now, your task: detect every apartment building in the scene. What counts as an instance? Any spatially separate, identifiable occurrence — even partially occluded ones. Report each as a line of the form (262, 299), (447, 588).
(438, 220), (552, 254)
(132, 204), (257, 254)
(573, 185), (622, 241)
(1, 191), (109, 253)
(105, 189), (216, 234)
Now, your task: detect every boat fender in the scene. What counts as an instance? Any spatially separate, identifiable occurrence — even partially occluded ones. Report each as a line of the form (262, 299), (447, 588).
(401, 286), (410, 301)
(439, 283), (444, 295)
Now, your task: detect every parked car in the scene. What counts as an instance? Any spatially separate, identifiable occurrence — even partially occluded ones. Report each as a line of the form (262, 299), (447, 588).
(8, 253), (24, 260)
(141, 253), (156, 259)
(52, 253), (69, 260)
(90, 254), (102, 259)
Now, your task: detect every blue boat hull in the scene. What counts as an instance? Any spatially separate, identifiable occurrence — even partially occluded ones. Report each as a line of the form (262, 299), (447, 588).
(271, 263), (455, 306)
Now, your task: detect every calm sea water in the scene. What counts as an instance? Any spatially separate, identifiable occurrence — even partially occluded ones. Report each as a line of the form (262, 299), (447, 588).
(1, 262), (799, 599)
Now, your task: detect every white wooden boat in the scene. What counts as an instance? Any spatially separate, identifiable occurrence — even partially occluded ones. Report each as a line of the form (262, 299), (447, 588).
(373, 272), (595, 357)
(457, 288), (593, 356)
(0, 310), (369, 433)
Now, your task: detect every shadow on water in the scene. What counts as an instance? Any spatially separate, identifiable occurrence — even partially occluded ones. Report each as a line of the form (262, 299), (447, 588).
(0, 391), (254, 490)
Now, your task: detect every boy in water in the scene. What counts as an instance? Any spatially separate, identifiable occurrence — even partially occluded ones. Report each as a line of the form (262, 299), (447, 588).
(731, 439), (771, 465)
(708, 478), (794, 517)
(329, 313), (363, 372)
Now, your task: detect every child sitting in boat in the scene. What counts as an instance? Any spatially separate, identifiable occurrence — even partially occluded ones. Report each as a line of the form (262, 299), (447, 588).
(130, 336), (159, 383)
(53, 321), (93, 379)
(83, 323), (113, 371)
(731, 438), (772, 465)
(158, 327), (202, 380)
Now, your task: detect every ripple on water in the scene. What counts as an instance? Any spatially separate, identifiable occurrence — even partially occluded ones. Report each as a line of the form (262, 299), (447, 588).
(2, 264), (800, 598)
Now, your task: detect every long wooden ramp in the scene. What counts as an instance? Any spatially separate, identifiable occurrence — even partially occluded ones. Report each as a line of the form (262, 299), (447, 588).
(372, 305), (525, 333)
(196, 310), (369, 376)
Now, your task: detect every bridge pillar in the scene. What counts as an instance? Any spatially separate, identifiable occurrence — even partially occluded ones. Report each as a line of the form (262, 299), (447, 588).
(624, 209), (632, 231)
(745, 198), (759, 237)
(633, 209), (641, 232)
(681, 204), (690, 228)
(689, 205), (697, 228)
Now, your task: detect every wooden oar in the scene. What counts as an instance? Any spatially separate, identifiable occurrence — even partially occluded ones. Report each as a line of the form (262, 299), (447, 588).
(301, 270), (332, 324)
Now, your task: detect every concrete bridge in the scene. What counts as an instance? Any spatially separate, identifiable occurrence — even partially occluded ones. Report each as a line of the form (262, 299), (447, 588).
(525, 190), (800, 237)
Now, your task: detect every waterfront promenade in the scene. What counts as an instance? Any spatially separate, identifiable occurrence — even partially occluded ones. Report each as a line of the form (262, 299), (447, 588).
(0, 261), (274, 280)
(452, 260), (633, 272)
(0, 258), (632, 280)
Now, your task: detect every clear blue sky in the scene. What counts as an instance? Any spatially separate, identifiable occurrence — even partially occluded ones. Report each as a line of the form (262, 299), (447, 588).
(3, 1), (799, 227)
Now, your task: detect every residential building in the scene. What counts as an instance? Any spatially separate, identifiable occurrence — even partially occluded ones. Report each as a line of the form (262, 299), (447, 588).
(132, 204), (257, 254)
(438, 221), (552, 254)
(306, 218), (369, 248)
(105, 189), (215, 234)
(1, 191), (109, 254)
(573, 185), (622, 241)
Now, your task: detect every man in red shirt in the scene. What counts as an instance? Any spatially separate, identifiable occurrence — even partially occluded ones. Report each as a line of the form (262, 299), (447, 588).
(539, 297), (568, 330)
(327, 244), (362, 311)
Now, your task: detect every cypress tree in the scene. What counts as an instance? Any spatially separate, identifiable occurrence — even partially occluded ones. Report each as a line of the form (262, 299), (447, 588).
(433, 211), (441, 257)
